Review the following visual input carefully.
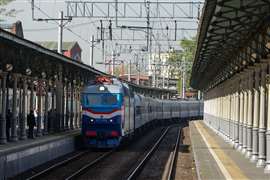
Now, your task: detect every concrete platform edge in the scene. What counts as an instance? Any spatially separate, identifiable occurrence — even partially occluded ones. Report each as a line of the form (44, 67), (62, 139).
(0, 131), (80, 179)
(189, 121), (202, 180)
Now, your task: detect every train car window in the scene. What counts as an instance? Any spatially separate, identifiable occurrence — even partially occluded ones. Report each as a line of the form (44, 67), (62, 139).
(129, 87), (135, 97)
(123, 86), (130, 96)
(103, 94), (118, 104)
(136, 106), (141, 114)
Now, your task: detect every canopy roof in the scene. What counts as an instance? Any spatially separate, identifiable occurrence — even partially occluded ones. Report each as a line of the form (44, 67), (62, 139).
(191, 0), (270, 91)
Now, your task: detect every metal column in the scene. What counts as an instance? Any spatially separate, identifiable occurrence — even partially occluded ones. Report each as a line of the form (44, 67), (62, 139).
(61, 84), (65, 131)
(234, 84), (240, 149)
(78, 90), (82, 128)
(265, 68), (270, 173)
(10, 74), (18, 142)
(257, 65), (266, 167)
(238, 81), (244, 151)
(242, 75), (248, 154)
(65, 82), (69, 130)
(70, 83), (74, 130)
(74, 88), (78, 129)
(230, 91), (235, 144)
(246, 71), (253, 158)
(30, 82), (34, 112)
(36, 80), (42, 137)
(43, 83), (49, 135)
(75, 89), (79, 128)
(19, 77), (27, 140)
(55, 79), (63, 132)
(50, 85), (55, 133)
(0, 72), (7, 144)
(251, 68), (260, 162)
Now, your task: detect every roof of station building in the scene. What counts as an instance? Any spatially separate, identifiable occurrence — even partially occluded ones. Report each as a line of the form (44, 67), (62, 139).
(190, 0), (270, 91)
(36, 41), (81, 51)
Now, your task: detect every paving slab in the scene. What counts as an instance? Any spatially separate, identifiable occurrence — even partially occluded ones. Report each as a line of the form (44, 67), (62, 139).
(190, 120), (270, 180)
(190, 121), (225, 180)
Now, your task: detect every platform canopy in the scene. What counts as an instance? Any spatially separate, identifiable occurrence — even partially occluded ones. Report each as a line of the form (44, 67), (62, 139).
(191, 0), (270, 91)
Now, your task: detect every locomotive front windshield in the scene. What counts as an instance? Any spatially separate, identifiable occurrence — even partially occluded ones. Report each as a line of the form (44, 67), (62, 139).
(82, 93), (122, 107)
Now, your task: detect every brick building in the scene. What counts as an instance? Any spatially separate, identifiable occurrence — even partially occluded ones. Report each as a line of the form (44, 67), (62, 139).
(36, 41), (82, 62)
(0, 20), (24, 38)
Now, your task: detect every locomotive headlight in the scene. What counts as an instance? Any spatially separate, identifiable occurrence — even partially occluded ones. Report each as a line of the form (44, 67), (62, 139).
(90, 119), (95, 123)
(109, 119), (113, 123)
(99, 86), (105, 91)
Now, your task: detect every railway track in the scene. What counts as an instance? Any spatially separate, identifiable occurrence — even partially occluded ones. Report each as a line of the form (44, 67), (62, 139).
(127, 126), (182, 180)
(26, 149), (114, 180)
(25, 125), (181, 180)
(75, 126), (167, 179)
(65, 149), (114, 180)
(166, 126), (182, 180)
(26, 150), (89, 180)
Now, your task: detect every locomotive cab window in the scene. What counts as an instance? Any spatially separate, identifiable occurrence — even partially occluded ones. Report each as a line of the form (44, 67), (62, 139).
(82, 93), (122, 107)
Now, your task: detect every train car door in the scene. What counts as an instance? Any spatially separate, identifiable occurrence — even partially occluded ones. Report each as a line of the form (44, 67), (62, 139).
(123, 95), (130, 135)
(129, 90), (135, 134)
(123, 86), (130, 136)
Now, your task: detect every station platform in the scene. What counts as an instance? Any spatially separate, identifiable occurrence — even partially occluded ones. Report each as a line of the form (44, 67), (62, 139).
(0, 130), (80, 179)
(190, 120), (270, 180)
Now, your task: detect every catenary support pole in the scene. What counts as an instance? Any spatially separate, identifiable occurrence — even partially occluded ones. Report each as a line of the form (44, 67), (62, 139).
(58, 11), (63, 54)
(90, 35), (94, 67)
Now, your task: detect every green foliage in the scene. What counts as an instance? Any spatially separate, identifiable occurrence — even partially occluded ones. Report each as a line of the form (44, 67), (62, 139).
(167, 37), (196, 94)
(177, 79), (182, 95)
(180, 37), (196, 62)
(0, 0), (14, 6)
(0, 0), (16, 21)
(113, 66), (123, 77)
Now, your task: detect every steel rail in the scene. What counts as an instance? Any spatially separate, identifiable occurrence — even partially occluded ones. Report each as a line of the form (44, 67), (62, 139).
(65, 149), (115, 180)
(126, 126), (171, 180)
(26, 150), (89, 180)
(167, 127), (182, 180)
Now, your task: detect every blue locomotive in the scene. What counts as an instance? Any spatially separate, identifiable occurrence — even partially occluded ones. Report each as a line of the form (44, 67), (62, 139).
(81, 76), (133, 148)
(81, 76), (203, 148)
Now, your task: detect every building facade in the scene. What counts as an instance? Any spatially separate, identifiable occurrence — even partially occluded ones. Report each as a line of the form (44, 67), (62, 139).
(36, 41), (82, 62)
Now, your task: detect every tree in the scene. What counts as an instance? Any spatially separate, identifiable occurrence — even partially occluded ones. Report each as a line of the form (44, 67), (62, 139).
(0, 0), (17, 21)
(168, 37), (196, 95)
(0, 0), (14, 5)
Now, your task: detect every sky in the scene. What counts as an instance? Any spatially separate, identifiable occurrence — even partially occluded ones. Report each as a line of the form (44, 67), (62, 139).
(1, 0), (202, 73)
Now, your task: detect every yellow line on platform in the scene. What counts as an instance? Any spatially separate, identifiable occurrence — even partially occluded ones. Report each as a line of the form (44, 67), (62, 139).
(195, 122), (249, 180)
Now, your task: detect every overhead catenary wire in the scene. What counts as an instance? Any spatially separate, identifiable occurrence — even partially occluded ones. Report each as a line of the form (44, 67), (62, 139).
(27, 0), (105, 53)
(24, 20), (100, 32)
(27, 0), (199, 73)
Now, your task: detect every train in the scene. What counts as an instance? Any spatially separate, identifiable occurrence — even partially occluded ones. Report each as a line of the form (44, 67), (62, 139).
(81, 76), (203, 148)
